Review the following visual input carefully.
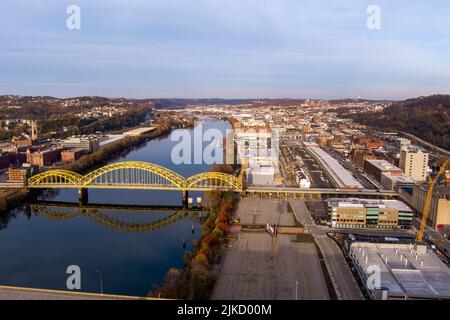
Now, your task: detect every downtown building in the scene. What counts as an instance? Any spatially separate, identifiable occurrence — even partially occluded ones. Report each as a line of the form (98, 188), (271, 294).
(399, 147), (429, 182)
(234, 124), (281, 186)
(327, 198), (414, 229)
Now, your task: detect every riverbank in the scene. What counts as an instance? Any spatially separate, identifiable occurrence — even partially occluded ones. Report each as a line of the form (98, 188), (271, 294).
(0, 118), (185, 214)
(151, 164), (238, 300)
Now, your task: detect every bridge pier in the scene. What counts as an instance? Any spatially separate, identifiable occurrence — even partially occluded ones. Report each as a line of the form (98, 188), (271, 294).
(182, 190), (188, 208)
(78, 188), (88, 205)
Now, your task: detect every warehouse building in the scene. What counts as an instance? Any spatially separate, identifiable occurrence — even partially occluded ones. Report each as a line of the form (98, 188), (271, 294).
(61, 136), (100, 153)
(349, 242), (450, 299)
(26, 148), (62, 167)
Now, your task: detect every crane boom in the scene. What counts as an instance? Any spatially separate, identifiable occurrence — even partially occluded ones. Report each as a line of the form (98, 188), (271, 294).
(416, 160), (448, 242)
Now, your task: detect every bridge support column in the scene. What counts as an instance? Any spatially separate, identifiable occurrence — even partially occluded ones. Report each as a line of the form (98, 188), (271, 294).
(78, 188), (88, 205)
(182, 190), (188, 208)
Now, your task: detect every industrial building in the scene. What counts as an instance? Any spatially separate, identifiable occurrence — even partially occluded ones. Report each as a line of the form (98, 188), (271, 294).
(61, 148), (87, 163)
(8, 165), (33, 182)
(61, 136), (100, 153)
(26, 148), (62, 167)
(349, 242), (450, 299)
(327, 198), (414, 229)
(304, 143), (363, 189)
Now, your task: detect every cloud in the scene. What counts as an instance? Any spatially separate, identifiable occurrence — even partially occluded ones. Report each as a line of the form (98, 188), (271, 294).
(0, 0), (449, 99)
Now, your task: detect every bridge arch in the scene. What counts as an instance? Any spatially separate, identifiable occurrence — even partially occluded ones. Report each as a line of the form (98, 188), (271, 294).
(28, 170), (83, 188)
(185, 172), (242, 191)
(80, 161), (187, 190)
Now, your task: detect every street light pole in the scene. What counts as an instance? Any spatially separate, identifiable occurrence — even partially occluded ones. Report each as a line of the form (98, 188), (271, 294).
(295, 281), (299, 300)
(96, 269), (103, 295)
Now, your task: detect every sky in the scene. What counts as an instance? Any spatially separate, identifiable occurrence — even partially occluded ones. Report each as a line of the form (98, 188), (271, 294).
(0, 0), (450, 100)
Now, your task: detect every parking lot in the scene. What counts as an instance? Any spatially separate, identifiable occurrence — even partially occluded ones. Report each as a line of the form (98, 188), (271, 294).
(211, 198), (330, 300)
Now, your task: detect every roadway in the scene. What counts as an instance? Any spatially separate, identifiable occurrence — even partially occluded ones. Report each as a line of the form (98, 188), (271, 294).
(246, 186), (398, 198)
(289, 200), (364, 300)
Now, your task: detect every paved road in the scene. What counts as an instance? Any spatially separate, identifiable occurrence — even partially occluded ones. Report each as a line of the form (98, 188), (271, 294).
(0, 285), (152, 300)
(212, 198), (329, 300)
(289, 200), (364, 300)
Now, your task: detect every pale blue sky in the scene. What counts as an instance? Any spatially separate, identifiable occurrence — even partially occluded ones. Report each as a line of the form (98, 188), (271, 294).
(1, 0), (449, 99)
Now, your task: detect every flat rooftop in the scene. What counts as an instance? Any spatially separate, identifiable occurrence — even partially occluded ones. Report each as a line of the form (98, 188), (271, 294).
(350, 242), (450, 299)
(366, 159), (402, 172)
(382, 173), (415, 184)
(306, 145), (364, 189)
(328, 198), (413, 212)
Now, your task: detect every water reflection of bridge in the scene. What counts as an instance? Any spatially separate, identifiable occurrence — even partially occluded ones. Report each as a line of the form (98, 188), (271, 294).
(27, 201), (208, 233)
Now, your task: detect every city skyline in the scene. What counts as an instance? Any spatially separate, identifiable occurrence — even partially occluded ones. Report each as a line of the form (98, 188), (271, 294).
(1, 0), (450, 99)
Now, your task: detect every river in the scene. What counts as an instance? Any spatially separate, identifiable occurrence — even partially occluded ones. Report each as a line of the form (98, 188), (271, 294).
(0, 119), (230, 296)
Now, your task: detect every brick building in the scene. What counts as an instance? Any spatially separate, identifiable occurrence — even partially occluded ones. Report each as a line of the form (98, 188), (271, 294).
(61, 148), (86, 163)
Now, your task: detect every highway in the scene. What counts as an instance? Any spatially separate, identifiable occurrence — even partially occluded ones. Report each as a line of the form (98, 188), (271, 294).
(289, 200), (364, 300)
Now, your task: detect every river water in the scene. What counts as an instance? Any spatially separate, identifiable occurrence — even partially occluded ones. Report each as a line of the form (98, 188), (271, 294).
(0, 119), (230, 296)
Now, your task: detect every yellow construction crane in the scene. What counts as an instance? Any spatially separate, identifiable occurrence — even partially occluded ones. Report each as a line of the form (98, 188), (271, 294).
(416, 159), (449, 242)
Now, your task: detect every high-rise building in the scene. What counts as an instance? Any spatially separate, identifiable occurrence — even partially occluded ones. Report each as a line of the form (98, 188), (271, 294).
(399, 149), (429, 182)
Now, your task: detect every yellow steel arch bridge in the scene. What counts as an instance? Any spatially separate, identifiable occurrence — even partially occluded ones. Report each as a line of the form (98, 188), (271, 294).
(27, 161), (243, 192)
